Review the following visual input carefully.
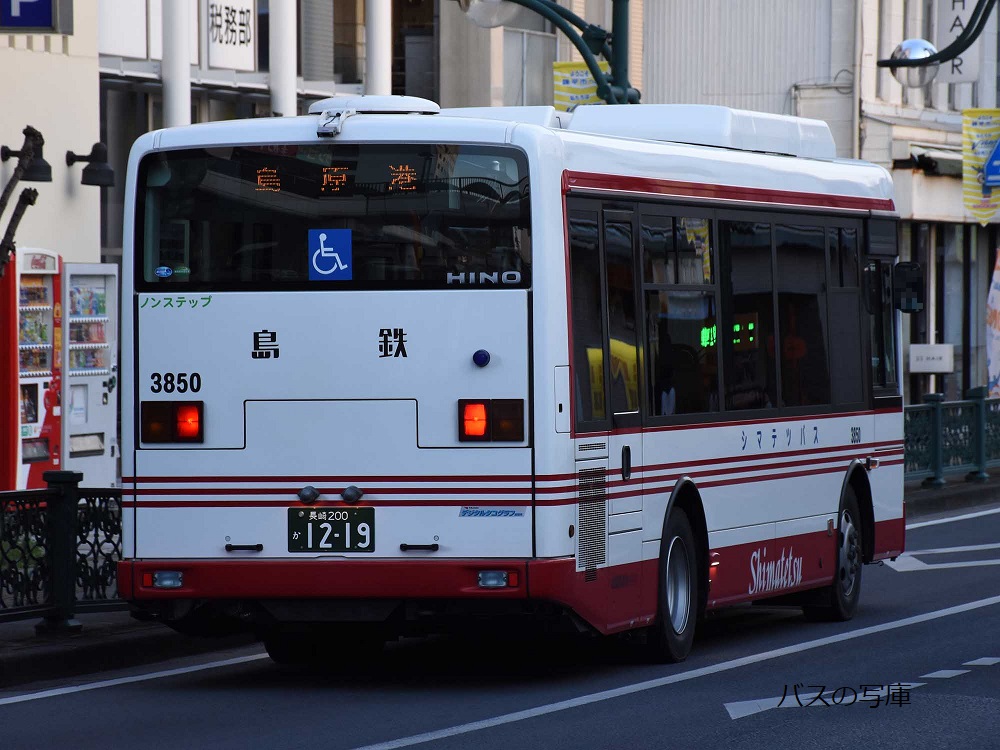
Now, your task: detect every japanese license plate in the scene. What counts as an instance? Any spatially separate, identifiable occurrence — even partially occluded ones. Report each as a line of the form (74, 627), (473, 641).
(287, 508), (375, 553)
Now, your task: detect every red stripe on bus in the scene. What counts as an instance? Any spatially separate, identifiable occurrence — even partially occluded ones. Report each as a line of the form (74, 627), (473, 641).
(562, 171), (896, 212)
(124, 445), (903, 495)
(123, 459), (893, 508)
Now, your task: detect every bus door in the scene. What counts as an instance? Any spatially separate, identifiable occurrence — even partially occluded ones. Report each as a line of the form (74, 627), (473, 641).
(864, 220), (904, 535)
(568, 202), (644, 622)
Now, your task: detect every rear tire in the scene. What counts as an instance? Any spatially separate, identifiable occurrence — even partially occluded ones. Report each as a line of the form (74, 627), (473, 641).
(646, 509), (699, 662)
(803, 488), (863, 622)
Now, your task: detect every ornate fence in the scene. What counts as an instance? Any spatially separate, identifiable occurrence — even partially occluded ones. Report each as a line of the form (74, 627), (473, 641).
(904, 388), (1000, 485)
(1, 471), (124, 628)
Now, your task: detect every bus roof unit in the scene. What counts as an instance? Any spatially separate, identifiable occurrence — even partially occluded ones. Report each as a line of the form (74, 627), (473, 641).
(565, 104), (837, 159)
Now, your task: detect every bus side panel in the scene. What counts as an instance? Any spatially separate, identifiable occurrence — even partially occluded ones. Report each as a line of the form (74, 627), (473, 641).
(871, 408), (905, 559)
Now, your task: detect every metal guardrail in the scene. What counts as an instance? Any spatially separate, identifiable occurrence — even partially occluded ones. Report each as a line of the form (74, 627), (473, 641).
(904, 387), (1000, 486)
(1, 471), (124, 630)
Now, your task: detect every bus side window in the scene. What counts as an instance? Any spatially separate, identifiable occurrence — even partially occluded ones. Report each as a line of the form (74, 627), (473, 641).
(569, 211), (608, 425)
(775, 223), (830, 407)
(641, 214), (719, 417)
(828, 226), (865, 405)
(720, 221), (777, 411)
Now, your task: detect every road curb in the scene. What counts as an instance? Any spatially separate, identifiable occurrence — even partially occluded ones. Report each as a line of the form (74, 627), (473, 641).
(0, 616), (255, 689)
(905, 475), (1000, 520)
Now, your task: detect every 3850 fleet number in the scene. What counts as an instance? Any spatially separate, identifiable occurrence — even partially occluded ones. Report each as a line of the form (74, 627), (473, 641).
(150, 372), (202, 393)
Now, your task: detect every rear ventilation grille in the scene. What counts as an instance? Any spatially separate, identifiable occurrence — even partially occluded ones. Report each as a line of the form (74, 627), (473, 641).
(577, 468), (607, 572)
(579, 442), (607, 452)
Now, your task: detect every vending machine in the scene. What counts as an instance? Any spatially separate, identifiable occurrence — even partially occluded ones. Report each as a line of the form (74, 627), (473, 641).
(16, 249), (63, 489)
(62, 264), (119, 488)
(14, 252), (119, 489)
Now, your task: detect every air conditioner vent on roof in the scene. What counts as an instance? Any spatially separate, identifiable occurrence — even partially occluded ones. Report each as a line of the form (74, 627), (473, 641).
(566, 104), (837, 160)
(307, 95), (440, 116)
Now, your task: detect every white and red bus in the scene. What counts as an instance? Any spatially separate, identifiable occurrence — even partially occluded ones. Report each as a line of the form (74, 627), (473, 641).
(117, 96), (917, 663)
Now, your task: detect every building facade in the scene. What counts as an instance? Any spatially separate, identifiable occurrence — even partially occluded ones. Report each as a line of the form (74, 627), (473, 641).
(0, 7), (101, 262)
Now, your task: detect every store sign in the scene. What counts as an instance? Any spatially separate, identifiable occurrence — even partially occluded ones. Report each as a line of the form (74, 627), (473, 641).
(909, 344), (955, 374)
(0, 0), (71, 33)
(207, 0), (256, 72)
(553, 61), (610, 112)
(936, 0), (981, 84)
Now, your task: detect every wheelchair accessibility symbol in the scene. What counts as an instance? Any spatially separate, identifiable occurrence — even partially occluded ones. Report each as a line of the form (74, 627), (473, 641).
(308, 229), (353, 280)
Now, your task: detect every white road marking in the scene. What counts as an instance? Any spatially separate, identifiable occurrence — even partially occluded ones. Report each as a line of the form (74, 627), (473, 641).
(919, 669), (969, 679)
(0, 653), (269, 707)
(963, 657), (1000, 666)
(906, 542), (1000, 555)
(906, 506), (1000, 530)
(724, 697), (783, 720)
(884, 541), (1000, 572)
(346, 595), (1000, 750)
(885, 557), (1000, 572)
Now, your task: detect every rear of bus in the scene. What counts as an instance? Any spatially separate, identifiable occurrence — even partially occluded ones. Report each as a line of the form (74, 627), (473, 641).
(117, 107), (538, 645)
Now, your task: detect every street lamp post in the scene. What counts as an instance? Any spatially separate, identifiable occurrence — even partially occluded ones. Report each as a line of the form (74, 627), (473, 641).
(457, 0), (640, 105)
(0, 126), (45, 490)
(877, 0), (996, 86)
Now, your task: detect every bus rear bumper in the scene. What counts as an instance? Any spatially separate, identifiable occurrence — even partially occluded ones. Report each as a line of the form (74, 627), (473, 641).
(118, 559), (533, 600)
(117, 558), (646, 636)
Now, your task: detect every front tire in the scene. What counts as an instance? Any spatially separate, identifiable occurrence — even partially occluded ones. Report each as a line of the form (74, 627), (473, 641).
(646, 509), (699, 662)
(803, 488), (863, 622)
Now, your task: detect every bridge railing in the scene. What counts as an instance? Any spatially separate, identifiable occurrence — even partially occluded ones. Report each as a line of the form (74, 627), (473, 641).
(1, 471), (124, 631)
(904, 387), (1000, 486)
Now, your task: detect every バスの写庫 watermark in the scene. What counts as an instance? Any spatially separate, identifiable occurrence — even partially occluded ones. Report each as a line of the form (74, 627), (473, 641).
(778, 683), (913, 708)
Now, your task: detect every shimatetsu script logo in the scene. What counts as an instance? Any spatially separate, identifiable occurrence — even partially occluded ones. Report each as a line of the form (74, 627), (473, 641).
(748, 546), (803, 595)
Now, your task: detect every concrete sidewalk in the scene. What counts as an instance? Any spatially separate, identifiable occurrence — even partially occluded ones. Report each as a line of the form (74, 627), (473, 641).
(2, 476), (999, 690)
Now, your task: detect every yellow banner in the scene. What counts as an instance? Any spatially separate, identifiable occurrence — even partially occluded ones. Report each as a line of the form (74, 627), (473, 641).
(962, 109), (1000, 225)
(553, 61), (610, 112)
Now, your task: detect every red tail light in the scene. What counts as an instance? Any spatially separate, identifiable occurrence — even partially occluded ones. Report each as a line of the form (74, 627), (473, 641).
(458, 399), (524, 442)
(460, 401), (490, 441)
(141, 401), (204, 443)
(175, 404), (202, 440)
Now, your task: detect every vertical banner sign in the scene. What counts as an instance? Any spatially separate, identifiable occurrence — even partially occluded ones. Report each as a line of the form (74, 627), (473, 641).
(936, 0), (982, 84)
(962, 109), (1000, 225)
(207, 0), (255, 71)
(553, 61), (610, 111)
(987, 252), (1000, 394)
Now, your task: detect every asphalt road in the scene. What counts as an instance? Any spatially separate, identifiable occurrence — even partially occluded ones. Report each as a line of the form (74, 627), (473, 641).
(2, 505), (999, 750)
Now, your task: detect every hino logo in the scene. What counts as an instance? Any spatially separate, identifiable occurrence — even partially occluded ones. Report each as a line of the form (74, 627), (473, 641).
(447, 271), (522, 285)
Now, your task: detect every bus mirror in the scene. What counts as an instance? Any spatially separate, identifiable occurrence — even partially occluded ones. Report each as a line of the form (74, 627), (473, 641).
(893, 262), (924, 314)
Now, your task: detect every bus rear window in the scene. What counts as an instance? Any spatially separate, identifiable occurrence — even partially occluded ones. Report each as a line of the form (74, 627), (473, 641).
(136, 144), (531, 291)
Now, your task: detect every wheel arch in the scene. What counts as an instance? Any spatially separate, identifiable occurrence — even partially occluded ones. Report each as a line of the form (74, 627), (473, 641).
(663, 477), (709, 616)
(840, 460), (875, 563)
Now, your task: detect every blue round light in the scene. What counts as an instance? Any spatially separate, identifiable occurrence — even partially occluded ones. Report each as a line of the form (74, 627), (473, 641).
(473, 349), (491, 367)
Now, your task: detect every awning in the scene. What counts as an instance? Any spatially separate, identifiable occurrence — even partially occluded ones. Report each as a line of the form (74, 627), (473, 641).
(909, 144), (963, 177)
